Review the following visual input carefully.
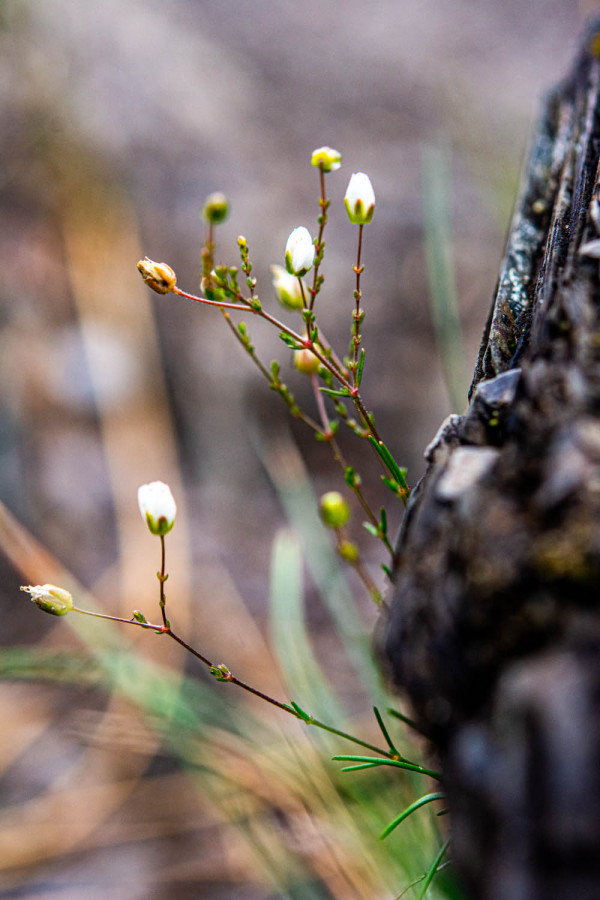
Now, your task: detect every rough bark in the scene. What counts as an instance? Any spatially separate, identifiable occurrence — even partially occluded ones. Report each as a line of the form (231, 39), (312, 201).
(385, 21), (600, 900)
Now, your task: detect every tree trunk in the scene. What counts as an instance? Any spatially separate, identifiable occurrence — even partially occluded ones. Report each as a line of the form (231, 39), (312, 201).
(385, 20), (600, 900)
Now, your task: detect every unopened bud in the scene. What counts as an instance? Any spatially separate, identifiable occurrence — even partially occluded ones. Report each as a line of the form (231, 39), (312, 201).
(344, 172), (375, 225)
(210, 663), (233, 682)
(338, 539), (359, 563)
(137, 258), (177, 294)
(271, 264), (305, 310)
(311, 146), (342, 172)
(202, 192), (230, 225)
(138, 481), (177, 536)
(320, 491), (351, 528)
(294, 347), (320, 375)
(285, 227), (315, 277)
(21, 584), (73, 616)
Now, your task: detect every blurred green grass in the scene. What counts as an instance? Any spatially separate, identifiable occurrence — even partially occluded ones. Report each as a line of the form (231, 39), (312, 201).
(0, 470), (455, 898)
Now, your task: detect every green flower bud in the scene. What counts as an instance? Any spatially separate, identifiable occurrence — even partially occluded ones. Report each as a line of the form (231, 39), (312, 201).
(320, 491), (351, 528)
(311, 146), (342, 172)
(21, 584), (73, 616)
(338, 539), (359, 563)
(210, 663), (233, 682)
(202, 192), (230, 225)
(137, 258), (177, 294)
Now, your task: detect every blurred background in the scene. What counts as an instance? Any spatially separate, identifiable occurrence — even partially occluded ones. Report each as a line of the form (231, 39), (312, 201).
(0, 0), (594, 897)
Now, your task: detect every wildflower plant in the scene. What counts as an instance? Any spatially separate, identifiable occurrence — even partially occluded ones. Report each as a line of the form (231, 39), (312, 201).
(20, 147), (451, 896)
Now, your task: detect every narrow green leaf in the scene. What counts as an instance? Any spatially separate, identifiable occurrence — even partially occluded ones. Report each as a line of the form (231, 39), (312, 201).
(373, 706), (398, 755)
(332, 755), (441, 779)
(379, 507), (388, 537)
(379, 792), (445, 840)
(356, 348), (366, 386)
(368, 436), (405, 485)
(289, 700), (312, 721)
(280, 334), (304, 350)
(419, 838), (450, 898)
(363, 522), (379, 538)
(387, 707), (424, 735)
(319, 387), (352, 399)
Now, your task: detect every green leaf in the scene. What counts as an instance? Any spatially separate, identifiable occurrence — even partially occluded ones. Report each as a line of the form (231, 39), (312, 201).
(356, 348), (366, 387)
(332, 755), (441, 779)
(387, 707), (424, 735)
(419, 838), (450, 898)
(344, 466), (357, 488)
(379, 507), (388, 537)
(379, 792), (445, 840)
(382, 476), (401, 496)
(319, 387), (351, 399)
(279, 332), (303, 350)
(363, 522), (379, 538)
(289, 700), (312, 722)
(373, 706), (398, 755)
(270, 359), (280, 379)
(368, 437), (409, 490)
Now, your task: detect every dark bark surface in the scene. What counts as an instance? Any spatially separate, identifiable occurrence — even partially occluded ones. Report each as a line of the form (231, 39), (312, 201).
(385, 21), (600, 900)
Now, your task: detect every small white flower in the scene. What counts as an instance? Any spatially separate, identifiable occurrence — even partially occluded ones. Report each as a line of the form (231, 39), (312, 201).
(285, 227), (315, 277)
(344, 172), (375, 225)
(311, 146), (342, 172)
(138, 481), (177, 536)
(270, 264), (305, 310)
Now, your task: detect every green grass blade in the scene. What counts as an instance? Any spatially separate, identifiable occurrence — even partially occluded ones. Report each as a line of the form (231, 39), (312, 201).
(269, 527), (344, 722)
(419, 837), (450, 898)
(380, 792), (445, 840)
(421, 144), (467, 414)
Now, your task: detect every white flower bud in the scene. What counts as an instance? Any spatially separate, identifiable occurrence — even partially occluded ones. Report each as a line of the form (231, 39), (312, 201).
(137, 258), (177, 294)
(285, 227), (315, 277)
(270, 265), (305, 310)
(294, 347), (320, 375)
(138, 481), (177, 536)
(311, 146), (342, 172)
(21, 584), (73, 616)
(344, 172), (375, 225)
